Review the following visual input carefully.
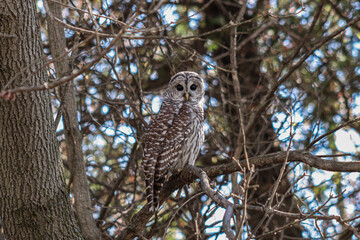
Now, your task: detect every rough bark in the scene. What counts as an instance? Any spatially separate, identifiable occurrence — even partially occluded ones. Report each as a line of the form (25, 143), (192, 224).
(46, 2), (101, 239)
(0, 1), (83, 239)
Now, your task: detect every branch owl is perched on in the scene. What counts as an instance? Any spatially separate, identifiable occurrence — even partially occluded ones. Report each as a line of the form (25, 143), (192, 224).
(142, 71), (205, 211)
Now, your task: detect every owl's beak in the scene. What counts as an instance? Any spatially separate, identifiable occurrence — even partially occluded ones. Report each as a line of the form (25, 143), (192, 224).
(185, 92), (189, 101)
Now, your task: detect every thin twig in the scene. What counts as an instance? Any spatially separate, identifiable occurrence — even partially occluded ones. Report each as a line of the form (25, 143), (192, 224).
(306, 117), (360, 149)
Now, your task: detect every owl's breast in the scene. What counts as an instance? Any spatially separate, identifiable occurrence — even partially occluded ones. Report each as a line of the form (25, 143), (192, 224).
(170, 103), (204, 171)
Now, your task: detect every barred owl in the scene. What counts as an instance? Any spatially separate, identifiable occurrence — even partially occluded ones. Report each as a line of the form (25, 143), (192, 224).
(142, 71), (205, 211)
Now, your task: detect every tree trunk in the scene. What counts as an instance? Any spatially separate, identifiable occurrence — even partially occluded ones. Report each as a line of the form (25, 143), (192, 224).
(46, 2), (101, 239)
(0, 1), (83, 239)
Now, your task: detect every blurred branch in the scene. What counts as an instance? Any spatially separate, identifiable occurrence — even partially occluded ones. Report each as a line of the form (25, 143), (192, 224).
(44, 0), (255, 41)
(275, 0), (325, 81)
(97, 142), (137, 225)
(244, 14), (360, 137)
(328, 0), (360, 31)
(161, 191), (204, 239)
(216, 20), (274, 61)
(229, 8), (254, 237)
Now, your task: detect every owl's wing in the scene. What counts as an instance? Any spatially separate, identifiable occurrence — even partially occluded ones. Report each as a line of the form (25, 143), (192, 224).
(142, 100), (179, 210)
(142, 101), (193, 211)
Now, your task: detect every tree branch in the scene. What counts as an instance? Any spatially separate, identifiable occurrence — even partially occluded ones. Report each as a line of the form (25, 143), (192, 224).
(117, 150), (360, 239)
(186, 165), (235, 240)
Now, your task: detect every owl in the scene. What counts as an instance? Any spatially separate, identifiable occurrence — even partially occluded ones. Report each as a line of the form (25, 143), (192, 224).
(142, 71), (205, 211)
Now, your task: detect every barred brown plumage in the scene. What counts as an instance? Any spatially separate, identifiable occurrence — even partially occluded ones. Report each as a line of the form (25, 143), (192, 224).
(142, 71), (205, 211)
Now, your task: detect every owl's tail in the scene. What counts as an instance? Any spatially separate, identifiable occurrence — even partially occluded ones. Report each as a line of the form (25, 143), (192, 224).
(145, 175), (165, 212)
(152, 176), (165, 211)
(144, 171), (166, 212)
(143, 154), (168, 212)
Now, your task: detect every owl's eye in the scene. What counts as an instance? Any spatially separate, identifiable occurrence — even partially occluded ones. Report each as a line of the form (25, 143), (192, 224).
(176, 84), (184, 91)
(190, 84), (197, 91)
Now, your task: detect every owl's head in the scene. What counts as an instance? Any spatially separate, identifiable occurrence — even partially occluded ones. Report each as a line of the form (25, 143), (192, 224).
(166, 71), (205, 103)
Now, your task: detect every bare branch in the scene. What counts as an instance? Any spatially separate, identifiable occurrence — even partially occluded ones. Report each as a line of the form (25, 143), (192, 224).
(117, 150), (360, 239)
(186, 165), (235, 240)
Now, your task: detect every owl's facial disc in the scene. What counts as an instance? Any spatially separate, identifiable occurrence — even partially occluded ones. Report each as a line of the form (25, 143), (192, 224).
(168, 71), (204, 102)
